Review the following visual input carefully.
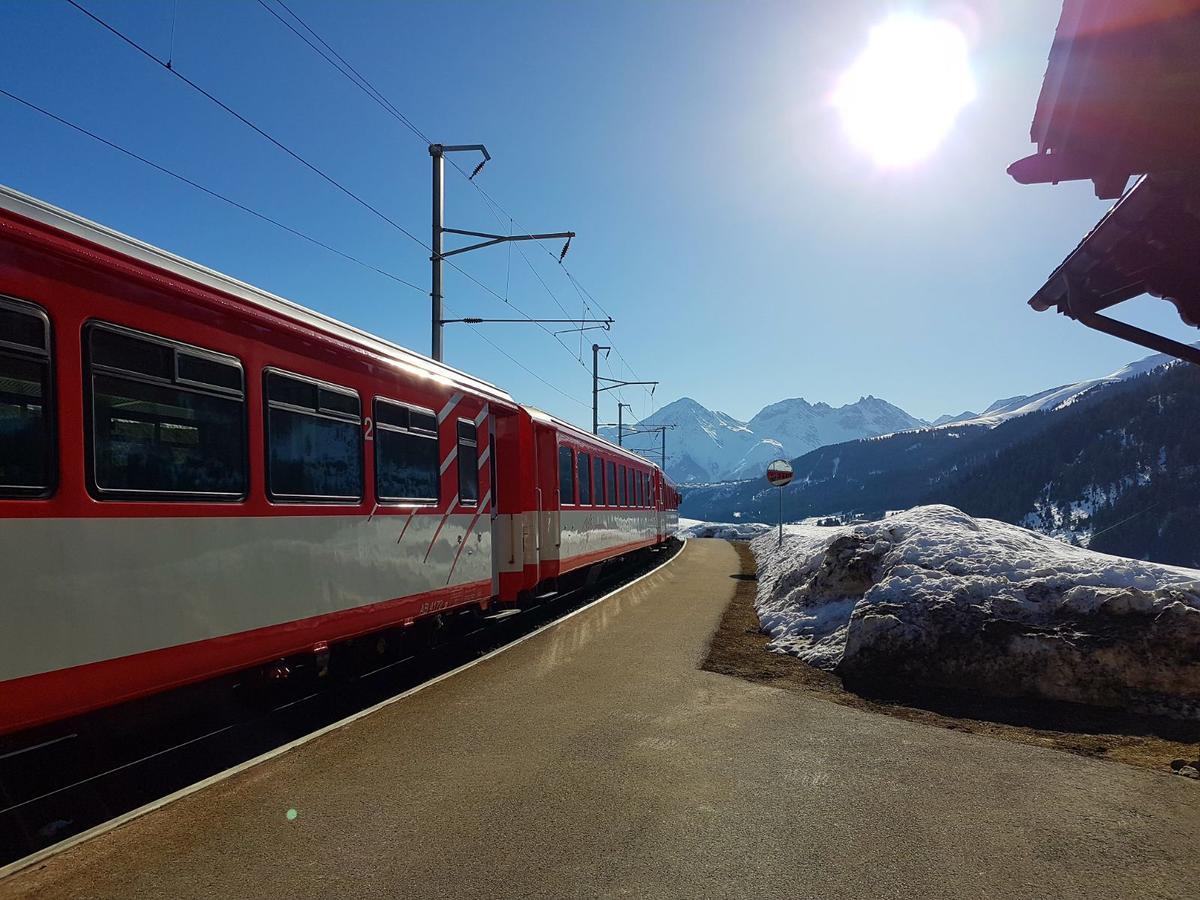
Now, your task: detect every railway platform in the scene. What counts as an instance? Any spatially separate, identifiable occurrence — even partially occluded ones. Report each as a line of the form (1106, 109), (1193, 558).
(3, 539), (1198, 899)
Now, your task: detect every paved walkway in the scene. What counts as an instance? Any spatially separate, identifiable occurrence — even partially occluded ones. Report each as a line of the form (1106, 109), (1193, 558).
(5, 539), (1198, 899)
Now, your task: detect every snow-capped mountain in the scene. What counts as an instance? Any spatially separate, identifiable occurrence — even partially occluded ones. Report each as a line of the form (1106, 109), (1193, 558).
(746, 396), (924, 475)
(602, 395), (925, 483)
(935, 346), (1192, 428)
(931, 410), (978, 426)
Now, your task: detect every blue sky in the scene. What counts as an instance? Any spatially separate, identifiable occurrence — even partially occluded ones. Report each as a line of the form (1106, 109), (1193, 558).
(2, 0), (1194, 429)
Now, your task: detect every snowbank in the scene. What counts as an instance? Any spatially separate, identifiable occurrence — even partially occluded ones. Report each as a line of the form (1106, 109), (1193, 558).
(753, 505), (1200, 718)
(677, 519), (772, 540)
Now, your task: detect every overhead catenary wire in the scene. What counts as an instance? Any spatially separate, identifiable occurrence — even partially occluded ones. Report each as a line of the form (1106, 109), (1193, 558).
(250, 0), (649, 388)
(444, 303), (591, 410)
(251, 0), (585, 351)
(0, 87), (592, 409)
(62, 0), (439, 251)
(0, 86), (424, 294)
(61, 0), (647, 412)
(253, 0), (430, 145)
(62, 0), (591, 371)
(268, 0), (587, 342)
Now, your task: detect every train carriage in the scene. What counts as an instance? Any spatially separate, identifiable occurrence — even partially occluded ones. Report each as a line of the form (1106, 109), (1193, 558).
(532, 408), (667, 580)
(0, 184), (677, 738)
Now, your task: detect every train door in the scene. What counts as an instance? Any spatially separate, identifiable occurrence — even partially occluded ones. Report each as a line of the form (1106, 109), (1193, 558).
(491, 408), (532, 602)
(653, 471), (663, 541)
(489, 413), (500, 597)
(530, 421), (561, 585)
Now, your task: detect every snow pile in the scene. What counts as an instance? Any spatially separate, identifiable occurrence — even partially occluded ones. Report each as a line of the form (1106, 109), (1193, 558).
(753, 505), (1200, 718)
(677, 519), (772, 541)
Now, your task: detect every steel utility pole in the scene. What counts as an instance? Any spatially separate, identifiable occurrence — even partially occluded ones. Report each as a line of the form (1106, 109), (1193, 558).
(592, 344), (609, 434)
(617, 402), (631, 446)
(593, 343), (657, 435)
(430, 143), (575, 362)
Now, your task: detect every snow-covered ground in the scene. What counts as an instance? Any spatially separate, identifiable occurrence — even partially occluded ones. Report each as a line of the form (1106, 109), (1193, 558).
(753, 505), (1200, 718)
(676, 518), (772, 540)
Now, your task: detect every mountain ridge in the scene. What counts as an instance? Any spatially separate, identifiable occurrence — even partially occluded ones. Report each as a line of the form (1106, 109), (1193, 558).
(679, 353), (1199, 568)
(602, 393), (925, 483)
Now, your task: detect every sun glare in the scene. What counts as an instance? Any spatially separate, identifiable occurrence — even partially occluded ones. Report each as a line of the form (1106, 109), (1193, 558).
(833, 14), (977, 168)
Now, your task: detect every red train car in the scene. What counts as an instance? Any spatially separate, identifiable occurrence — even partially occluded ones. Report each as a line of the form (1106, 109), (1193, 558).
(0, 185), (676, 737)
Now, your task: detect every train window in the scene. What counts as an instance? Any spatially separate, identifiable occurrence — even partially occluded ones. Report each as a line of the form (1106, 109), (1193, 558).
(91, 327), (174, 380)
(266, 370), (361, 502)
(558, 445), (574, 505)
(617, 464), (625, 506)
(0, 298), (54, 498)
(457, 419), (479, 504)
(636, 471), (643, 507)
(176, 351), (243, 393)
(606, 460), (617, 505)
(374, 398), (439, 504)
(87, 323), (245, 500)
(577, 452), (591, 505)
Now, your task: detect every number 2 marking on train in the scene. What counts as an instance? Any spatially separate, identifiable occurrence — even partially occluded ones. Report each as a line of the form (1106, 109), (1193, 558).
(364, 417), (374, 441)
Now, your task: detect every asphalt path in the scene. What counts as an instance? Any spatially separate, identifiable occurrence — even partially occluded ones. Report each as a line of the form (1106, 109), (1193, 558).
(5, 539), (1198, 899)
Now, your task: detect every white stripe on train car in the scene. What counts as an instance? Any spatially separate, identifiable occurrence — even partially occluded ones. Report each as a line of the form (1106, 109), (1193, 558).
(423, 495), (460, 564)
(0, 514), (492, 684)
(437, 392), (464, 423)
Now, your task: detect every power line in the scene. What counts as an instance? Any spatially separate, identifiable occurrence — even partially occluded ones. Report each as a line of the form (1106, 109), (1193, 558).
(253, 0), (585, 341)
(254, 0), (429, 145)
(63, 0), (585, 368)
(0, 86), (424, 293)
(444, 302), (590, 410)
(64, 0), (432, 250)
(254, 0), (589, 354)
(246, 0), (642, 384)
(61, 0), (646, 413)
(1, 86), (592, 407)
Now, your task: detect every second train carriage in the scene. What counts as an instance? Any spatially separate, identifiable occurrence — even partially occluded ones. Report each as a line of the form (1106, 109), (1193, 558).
(0, 184), (679, 737)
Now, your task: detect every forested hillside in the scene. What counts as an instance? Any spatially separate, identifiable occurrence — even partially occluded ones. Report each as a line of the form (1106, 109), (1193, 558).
(935, 364), (1200, 567)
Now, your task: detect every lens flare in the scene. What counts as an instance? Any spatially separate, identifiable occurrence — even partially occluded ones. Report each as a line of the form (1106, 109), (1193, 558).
(833, 14), (977, 167)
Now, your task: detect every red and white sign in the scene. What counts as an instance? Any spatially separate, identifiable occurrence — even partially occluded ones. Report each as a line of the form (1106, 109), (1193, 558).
(766, 459), (794, 486)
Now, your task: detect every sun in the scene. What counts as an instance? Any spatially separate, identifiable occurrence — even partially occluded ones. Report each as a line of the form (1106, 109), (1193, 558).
(832, 14), (977, 168)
